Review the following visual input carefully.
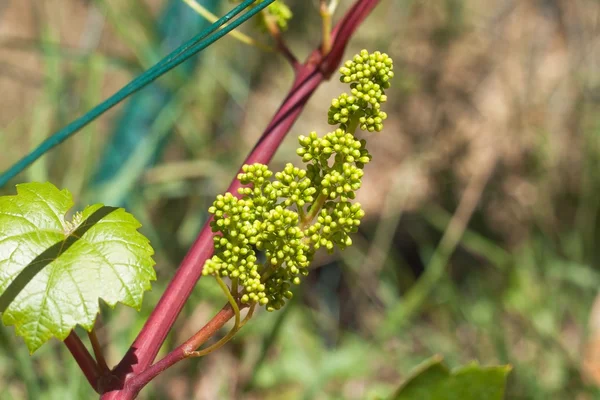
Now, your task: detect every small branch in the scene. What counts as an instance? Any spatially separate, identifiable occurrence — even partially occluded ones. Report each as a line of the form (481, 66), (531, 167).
(301, 193), (327, 229)
(89, 326), (110, 373)
(231, 277), (239, 298)
(128, 303), (240, 395)
(64, 331), (101, 393)
(258, 261), (280, 283)
(215, 275), (241, 328)
(181, 302), (247, 355)
(345, 109), (364, 135)
(240, 303), (256, 328)
(320, 0), (333, 55)
(186, 276), (242, 357)
(123, 291), (255, 396)
(183, 304), (256, 361)
(187, 324), (238, 357)
(263, 15), (299, 71)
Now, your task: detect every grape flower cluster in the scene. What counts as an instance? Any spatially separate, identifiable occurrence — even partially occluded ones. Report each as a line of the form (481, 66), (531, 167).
(231, 0), (292, 31)
(203, 50), (394, 311)
(328, 50), (394, 132)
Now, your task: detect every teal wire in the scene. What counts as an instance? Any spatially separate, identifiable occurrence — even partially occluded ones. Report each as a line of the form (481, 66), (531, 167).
(0, 0), (275, 187)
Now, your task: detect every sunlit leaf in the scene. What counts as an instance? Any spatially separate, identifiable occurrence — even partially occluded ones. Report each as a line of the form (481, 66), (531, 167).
(0, 182), (155, 353)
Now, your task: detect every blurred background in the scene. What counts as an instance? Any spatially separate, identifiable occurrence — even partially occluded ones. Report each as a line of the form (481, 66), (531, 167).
(1, 0), (600, 398)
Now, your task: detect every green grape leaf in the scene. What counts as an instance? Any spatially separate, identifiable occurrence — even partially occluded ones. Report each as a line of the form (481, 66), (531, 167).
(391, 355), (511, 400)
(0, 182), (155, 353)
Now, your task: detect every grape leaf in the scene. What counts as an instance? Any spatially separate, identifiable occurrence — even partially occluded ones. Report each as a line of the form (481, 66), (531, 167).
(391, 355), (511, 400)
(0, 182), (156, 353)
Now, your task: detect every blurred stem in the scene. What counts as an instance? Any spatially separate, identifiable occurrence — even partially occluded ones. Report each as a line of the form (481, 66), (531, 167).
(575, 106), (600, 263)
(27, 101), (52, 183)
(0, 37), (139, 72)
(239, 303), (256, 328)
(64, 331), (100, 393)
(28, 11), (61, 183)
(62, 54), (105, 196)
(320, 0), (336, 55)
(88, 326), (110, 373)
(421, 203), (511, 269)
(85, 86), (188, 206)
(94, 0), (195, 89)
(182, 0), (273, 51)
(384, 155), (497, 331)
(263, 13), (299, 71)
(143, 159), (230, 185)
(92, 0), (158, 68)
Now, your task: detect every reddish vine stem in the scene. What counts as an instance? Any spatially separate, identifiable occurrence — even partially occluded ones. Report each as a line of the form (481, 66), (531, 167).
(264, 17), (300, 72)
(128, 303), (239, 395)
(89, 327), (110, 373)
(64, 331), (100, 393)
(101, 1), (380, 398)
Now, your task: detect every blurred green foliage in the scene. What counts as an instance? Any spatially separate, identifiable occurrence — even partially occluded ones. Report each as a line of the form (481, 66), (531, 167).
(391, 355), (510, 400)
(1, 0), (600, 399)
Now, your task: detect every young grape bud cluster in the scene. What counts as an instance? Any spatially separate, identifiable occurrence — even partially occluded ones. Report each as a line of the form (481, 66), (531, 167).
(272, 164), (317, 207)
(306, 201), (365, 251)
(231, 0), (292, 31)
(328, 49), (394, 132)
(203, 50), (394, 311)
(264, 1), (292, 30)
(204, 165), (313, 311)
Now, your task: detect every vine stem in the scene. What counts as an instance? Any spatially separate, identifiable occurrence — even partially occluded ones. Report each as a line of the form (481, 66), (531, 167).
(127, 299), (256, 396)
(263, 15), (299, 71)
(186, 275), (241, 357)
(345, 109), (364, 136)
(64, 331), (100, 393)
(320, 0), (333, 55)
(101, 1), (381, 398)
(127, 303), (239, 396)
(302, 193), (328, 229)
(89, 326), (110, 373)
